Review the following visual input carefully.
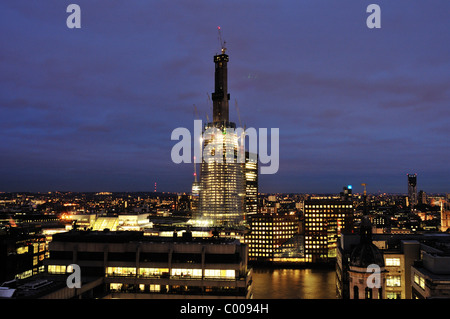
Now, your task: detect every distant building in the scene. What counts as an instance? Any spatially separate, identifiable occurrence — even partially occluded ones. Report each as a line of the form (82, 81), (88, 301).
(337, 232), (450, 299)
(407, 174), (418, 208)
(304, 199), (354, 263)
(348, 216), (385, 299)
(0, 228), (47, 283)
(247, 214), (301, 263)
(340, 185), (353, 201)
(191, 181), (201, 216)
(244, 152), (258, 220)
(41, 230), (252, 299)
(412, 250), (450, 298)
(418, 190), (427, 205)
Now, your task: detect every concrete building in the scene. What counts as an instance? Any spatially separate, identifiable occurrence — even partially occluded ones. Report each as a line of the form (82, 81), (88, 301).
(337, 232), (450, 299)
(411, 243), (450, 298)
(40, 230), (252, 299)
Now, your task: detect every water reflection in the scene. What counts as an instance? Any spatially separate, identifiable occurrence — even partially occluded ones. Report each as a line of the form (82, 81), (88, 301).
(251, 268), (336, 299)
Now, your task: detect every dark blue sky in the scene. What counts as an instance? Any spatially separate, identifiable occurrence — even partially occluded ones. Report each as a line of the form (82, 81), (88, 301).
(1, 1), (449, 194)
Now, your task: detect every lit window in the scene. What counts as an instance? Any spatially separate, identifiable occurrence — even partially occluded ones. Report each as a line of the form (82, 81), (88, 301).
(48, 265), (66, 274)
(106, 267), (136, 277)
(386, 258), (401, 266)
(414, 274), (425, 289)
(386, 276), (401, 287)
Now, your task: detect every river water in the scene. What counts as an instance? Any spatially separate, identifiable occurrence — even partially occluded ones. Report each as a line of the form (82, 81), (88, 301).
(251, 267), (337, 299)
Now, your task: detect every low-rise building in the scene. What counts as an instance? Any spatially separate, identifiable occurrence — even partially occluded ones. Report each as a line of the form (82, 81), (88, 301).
(41, 230), (252, 299)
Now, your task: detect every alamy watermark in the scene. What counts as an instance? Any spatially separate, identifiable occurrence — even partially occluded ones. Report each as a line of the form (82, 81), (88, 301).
(171, 120), (279, 175)
(66, 264), (81, 288)
(366, 264), (382, 288)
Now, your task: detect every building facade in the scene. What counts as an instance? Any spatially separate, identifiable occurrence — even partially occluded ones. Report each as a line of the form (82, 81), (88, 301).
(407, 174), (418, 208)
(304, 199), (354, 263)
(198, 47), (246, 227)
(337, 232), (450, 299)
(45, 230), (252, 299)
(244, 151), (258, 221)
(247, 214), (301, 263)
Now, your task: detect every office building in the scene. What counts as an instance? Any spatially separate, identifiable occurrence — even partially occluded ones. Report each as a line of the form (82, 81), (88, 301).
(407, 174), (418, 208)
(41, 230), (252, 299)
(304, 199), (354, 263)
(244, 152), (258, 220)
(247, 214), (301, 263)
(337, 232), (450, 299)
(411, 249), (450, 299)
(198, 43), (245, 226)
(0, 227), (47, 283)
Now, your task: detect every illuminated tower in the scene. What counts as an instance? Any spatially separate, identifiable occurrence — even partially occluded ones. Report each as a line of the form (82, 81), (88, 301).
(191, 157), (201, 216)
(245, 151), (258, 219)
(198, 31), (245, 226)
(407, 174), (418, 208)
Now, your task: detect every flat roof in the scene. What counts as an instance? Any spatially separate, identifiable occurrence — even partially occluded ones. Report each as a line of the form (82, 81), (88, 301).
(51, 230), (241, 245)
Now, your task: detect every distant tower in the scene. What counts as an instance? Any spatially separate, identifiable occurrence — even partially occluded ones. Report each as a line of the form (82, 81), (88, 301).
(244, 152), (258, 220)
(191, 157), (201, 216)
(198, 28), (245, 226)
(407, 174), (418, 208)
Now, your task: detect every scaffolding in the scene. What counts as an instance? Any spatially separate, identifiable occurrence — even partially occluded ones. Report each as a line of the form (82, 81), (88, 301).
(199, 122), (245, 226)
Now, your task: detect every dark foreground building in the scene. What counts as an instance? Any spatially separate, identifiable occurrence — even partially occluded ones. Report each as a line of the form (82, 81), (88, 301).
(0, 230), (252, 299)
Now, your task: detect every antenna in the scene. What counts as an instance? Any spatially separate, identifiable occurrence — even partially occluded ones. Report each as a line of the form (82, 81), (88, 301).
(217, 26), (226, 54)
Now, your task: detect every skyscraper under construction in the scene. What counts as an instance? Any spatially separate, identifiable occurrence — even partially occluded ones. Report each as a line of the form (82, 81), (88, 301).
(198, 38), (246, 226)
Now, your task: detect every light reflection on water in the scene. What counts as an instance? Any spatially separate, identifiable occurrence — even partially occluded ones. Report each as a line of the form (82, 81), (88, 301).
(251, 267), (336, 299)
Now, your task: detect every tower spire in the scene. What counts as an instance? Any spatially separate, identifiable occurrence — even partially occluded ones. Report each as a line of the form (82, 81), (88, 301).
(212, 27), (230, 123)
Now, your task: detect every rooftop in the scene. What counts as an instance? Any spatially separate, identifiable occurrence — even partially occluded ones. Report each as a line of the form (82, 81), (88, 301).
(51, 230), (242, 245)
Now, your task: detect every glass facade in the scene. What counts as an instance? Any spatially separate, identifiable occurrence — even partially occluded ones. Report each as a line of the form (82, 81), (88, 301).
(304, 200), (354, 262)
(247, 214), (300, 261)
(199, 122), (245, 226)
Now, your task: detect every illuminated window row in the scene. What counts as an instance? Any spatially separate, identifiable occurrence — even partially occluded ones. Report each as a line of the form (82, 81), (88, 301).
(385, 257), (401, 266)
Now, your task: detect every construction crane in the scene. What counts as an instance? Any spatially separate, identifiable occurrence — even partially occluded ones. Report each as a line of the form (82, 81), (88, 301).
(206, 93), (212, 123)
(193, 104), (200, 120)
(217, 26), (226, 54)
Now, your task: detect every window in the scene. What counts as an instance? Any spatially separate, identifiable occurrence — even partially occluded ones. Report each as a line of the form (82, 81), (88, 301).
(139, 268), (169, 277)
(48, 265), (66, 274)
(16, 246), (28, 254)
(353, 286), (359, 299)
(387, 292), (401, 299)
(386, 276), (401, 287)
(171, 268), (202, 278)
(365, 287), (373, 299)
(386, 257), (401, 266)
(106, 267), (136, 277)
(204, 269), (235, 279)
(109, 283), (122, 291)
(414, 274), (425, 289)
(149, 284), (160, 292)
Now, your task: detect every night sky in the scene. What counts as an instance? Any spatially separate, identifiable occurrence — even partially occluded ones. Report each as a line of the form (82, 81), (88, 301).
(1, 1), (449, 194)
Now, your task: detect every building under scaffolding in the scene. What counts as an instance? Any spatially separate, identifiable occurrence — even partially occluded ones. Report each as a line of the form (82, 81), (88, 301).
(198, 42), (246, 227)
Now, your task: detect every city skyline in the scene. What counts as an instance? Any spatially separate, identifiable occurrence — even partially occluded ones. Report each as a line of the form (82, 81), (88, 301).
(1, 1), (449, 194)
